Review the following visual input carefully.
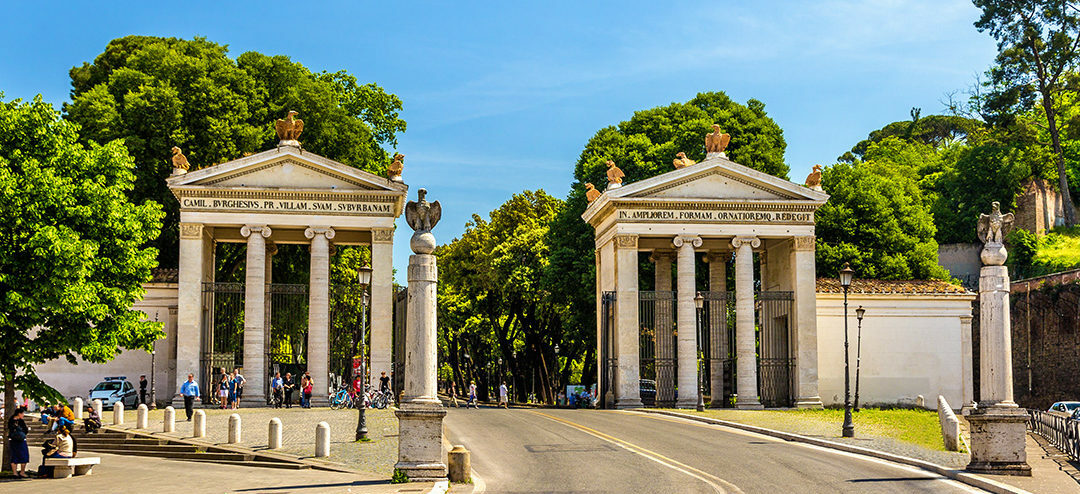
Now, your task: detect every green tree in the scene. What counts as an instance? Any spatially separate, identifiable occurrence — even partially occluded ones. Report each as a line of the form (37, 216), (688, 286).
(973, 0), (1080, 225)
(0, 96), (164, 467)
(65, 36), (406, 265)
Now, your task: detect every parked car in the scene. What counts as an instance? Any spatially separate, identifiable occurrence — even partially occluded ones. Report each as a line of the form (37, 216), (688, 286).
(1070, 407), (1080, 421)
(88, 376), (138, 408)
(640, 379), (656, 406)
(1047, 401), (1080, 418)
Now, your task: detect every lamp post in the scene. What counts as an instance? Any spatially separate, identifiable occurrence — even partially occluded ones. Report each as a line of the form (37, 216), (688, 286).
(150, 313), (158, 410)
(839, 263), (855, 438)
(694, 292), (705, 412)
(854, 306), (865, 412)
(554, 344), (560, 404)
(355, 264), (372, 441)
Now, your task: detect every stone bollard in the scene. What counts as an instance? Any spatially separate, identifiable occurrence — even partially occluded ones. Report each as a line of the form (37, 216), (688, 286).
(193, 410), (206, 438)
(447, 445), (471, 483)
(315, 422), (330, 457)
(228, 414), (242, 443)
(268, 418), (282, 450)
(73, 397), (83, 420)
(163, 406), (175, 433)
(92, 399), (103, 420)
(916, 395), (925, 409)
(937, 395), (961, 452)
(137, 404), (148, 429)
(113, 402), (124, 425)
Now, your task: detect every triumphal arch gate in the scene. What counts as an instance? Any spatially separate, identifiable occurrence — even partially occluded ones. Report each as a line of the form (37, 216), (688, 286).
(583, 142), (828, 410)
(168, 134), (406, 407)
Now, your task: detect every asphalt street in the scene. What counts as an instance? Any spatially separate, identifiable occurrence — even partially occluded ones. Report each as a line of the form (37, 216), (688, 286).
(443, 406), (987, 493)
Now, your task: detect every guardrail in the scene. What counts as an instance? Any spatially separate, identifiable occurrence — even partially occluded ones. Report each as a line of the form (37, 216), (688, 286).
(1028, 409), (1080, 460)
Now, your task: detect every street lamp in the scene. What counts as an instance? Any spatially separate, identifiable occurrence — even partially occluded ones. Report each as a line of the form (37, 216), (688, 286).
(554, 344), (560, 404)
(694, 292), (705, 412)
(150, 313), (158, 410)
(355, 264), (372, 441)
(854, 306), (866, 412)
(839, 263), (855, 438)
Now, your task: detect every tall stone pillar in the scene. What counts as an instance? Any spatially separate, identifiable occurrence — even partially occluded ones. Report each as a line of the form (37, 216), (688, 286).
(305, 227), (335, 407)
(369, 228), (395, 390)
(705, 251), (727, 408)
(614, 234), (643, 408)
(792, 236), (823, 409)
(395, 189), (447, 482)
(967, 202), (1030, 476)
(240, 225), (271, 406)
(960, 315), (975, 413)
(674, 235), (702, 408)
(264, 242), (276, 378)
(732, 236), (763, 409)
(174, 223), (210, 407)
(650, 249), (675, 406)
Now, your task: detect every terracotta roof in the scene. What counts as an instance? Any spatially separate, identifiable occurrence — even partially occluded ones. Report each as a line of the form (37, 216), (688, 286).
(149, 268), (179, 284)
(816, 278), (969, 294)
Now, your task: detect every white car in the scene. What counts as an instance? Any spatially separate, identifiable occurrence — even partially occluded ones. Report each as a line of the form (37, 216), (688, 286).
(88, 376), (139, 408)
(1047, 401), (1080, 418)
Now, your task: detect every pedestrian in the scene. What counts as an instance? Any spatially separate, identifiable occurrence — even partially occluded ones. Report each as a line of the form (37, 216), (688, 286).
(302, 372), (314, 408)
(227, 370), (239, 409)
(283, 372), (295, 409)
(379, 371), (391, 402)
(217, 373), (230, 410)
(449, 381), (459, 408)
(180, 373), (199, 421)
(499, 381), (509, 409)
(7, 406), (30, 477)
(233, 367), (246, 407)
(468, 380), (478, 409)
(138, 375), (148, 405)
(271, 372), (284, 408)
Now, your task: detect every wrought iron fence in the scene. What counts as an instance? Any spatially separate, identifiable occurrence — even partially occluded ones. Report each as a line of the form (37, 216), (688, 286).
(600, 291), (616, 409)
(702, 291), (735, 407)
(200, 282), (245, 403)
(267, 283), (309, 389)
(392, 287), (408, 397)
(757, 291), (795, 408)
(639, 291), (676, 407)
(329, 282), (366, 391)
(1029, 409), (1080, 461)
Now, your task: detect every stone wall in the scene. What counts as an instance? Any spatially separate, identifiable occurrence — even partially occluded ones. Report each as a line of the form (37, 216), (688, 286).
(1007, 282), (1080, 409)
(1013, 178), (1062, 235)
(938, 243), (982, 286)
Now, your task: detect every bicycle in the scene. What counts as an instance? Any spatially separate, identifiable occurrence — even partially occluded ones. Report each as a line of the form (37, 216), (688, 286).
(329, 387), (354, 409)
(366, 386), (390, 409)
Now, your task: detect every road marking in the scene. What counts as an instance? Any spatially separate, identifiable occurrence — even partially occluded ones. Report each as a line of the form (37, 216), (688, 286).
(529, 410), (744, 494)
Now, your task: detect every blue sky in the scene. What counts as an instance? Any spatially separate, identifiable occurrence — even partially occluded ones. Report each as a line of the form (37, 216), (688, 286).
(0, 1), (998, 279)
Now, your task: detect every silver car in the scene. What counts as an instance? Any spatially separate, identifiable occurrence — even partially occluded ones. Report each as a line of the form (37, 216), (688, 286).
(1047, 401), (1080, 418)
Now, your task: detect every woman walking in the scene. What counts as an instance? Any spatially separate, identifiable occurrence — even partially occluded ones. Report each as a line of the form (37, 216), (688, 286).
(217, 373), (230, 409)
(301, 372), (313, 408)
(7, 406), (29, 477)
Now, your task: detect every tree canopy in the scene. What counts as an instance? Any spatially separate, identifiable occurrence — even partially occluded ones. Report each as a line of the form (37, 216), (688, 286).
(65, 36), (407, 265)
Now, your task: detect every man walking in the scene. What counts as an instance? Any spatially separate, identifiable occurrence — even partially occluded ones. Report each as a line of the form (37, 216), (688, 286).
(283, 372), (294, 408)
(449, 381), (459, 408)
(468, 380), (478, 409)
(271, 372), (284, 408)
(498, 381), (509, 409)
(139, 375), (148, 405)
(180, 374), (199, 421)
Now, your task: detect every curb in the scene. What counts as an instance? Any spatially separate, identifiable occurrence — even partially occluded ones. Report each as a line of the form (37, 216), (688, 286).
(635, 409), (1032, 494)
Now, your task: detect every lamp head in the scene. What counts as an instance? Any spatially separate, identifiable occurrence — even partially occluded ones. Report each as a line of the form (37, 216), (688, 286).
(694, 292), (705, 310)
(856, 306), (865, 321)
(839, 262), (854, 288)
(357, 264), (373, 286)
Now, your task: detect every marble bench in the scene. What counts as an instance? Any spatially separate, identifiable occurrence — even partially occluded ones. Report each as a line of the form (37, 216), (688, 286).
(44, 457), (100, 478)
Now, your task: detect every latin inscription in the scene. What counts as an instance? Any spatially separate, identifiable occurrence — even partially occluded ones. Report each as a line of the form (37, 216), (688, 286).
(617, 209), (813, 224)
(181, 197), (393, 215)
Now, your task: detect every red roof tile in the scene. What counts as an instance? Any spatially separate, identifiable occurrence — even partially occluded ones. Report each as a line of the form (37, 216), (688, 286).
(816, 278), (969, 294)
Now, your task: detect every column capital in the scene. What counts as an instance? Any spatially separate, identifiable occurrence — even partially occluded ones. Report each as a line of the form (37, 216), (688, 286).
(304, 226), (336, 240)
(372, 227), (395, 243)
(613, 234), (638, 249)
(649, 249), (675, 263)
(792, 235), (816, 251)
(241, 225), (272, 238)
(704, 251), (730, 263)
(731, 236), (760, 249)
(180, 223), (203, 239)
(672, 235), (702, 249)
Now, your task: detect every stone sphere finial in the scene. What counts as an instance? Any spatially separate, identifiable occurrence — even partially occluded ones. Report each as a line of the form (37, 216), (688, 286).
(405, 188), (441, 254)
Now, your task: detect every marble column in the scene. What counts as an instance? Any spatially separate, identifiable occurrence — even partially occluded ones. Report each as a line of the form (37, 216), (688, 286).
(960, 315), (975, 414)
(650, 249), (675, 406)
(305, 227), (335, 407)
(614, 234), (642, 408)
(674, 235), (702, 408)
(732, 236), (763, 409)
(264, 241), (276, 381)
(369, 228), (395, 390)
(705, 251), (728, 408)
(174, 223), (210, 407)
(240, 225), (271, 406)
(792, 236), (823, 409)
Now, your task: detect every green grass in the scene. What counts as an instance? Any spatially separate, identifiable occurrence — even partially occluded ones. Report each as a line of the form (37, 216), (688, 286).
(669, 408), (957, 452)
(1034, 228), (1080, 268)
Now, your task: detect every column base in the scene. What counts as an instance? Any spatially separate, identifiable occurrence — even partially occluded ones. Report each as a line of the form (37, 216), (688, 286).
(395, 403), (447, 481)
(676, 398), (697, 409)
(615, 398), (643, 409)
(965, 406), (1031, 476)
(795, 397), (824, 409)
(241, 396), (268, 407)
(735, 398), (764, 410)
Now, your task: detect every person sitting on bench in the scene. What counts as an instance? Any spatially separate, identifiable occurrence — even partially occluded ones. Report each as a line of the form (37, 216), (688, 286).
(83, 406), (101, 434)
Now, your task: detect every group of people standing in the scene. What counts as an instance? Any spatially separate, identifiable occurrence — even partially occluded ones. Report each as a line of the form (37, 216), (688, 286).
(214, 367), (247, 409)
(269, 371), (313, 408)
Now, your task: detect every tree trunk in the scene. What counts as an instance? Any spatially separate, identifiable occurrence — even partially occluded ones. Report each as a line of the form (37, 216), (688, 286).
(2, 374), (13, 472)
(1043, 96), (1076, 226)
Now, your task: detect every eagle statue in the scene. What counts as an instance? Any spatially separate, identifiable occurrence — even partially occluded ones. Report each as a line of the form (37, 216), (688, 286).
(605, 159), (624, 186)
(405, 188), (442, 233)
(805, 164), (823, 191)
(170, 146), (190, 172)
(585, 183), (601, 203)
(705, 124), (731, 154)
(977, 201), (1014, 245)
(673, 152), (696, 169)
(275, 110), (304, 143)
(388, 153), (405, 183)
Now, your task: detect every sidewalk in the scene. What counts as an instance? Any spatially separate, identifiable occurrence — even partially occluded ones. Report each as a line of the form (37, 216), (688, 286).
(982, 433), (1080, 494)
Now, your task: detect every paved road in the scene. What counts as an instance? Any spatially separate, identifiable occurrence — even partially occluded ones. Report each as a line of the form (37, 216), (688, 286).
(444, 407), (987, 493)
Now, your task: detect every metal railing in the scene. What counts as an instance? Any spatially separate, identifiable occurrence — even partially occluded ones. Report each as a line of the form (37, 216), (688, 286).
(1028, 409), (1080, 461)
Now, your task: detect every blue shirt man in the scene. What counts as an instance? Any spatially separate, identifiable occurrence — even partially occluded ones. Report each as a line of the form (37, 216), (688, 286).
(180, 374), (199, 421)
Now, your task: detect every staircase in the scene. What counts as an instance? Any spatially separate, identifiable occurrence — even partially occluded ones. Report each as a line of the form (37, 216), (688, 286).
(27, 420), (309, 470)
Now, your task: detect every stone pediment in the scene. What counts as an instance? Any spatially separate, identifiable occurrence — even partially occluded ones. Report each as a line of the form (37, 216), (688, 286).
(167, 146), (405, 193)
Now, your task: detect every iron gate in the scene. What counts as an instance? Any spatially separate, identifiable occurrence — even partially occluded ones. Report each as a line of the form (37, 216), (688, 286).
(200, 282), (245, 403)
(329, 282), (366, 392)
(702, 291), (736, 407)
(758, 291), (795, 408)
(266, 283), (309, 401)
(599, 291), (616, 409)
(391, 287), (408, 398)
(639, 291), (676, 407)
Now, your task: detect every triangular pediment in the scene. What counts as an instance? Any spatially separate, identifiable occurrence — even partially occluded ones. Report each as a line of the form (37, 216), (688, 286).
(167, 146), (406, 193)
(608, 155), (827, 202)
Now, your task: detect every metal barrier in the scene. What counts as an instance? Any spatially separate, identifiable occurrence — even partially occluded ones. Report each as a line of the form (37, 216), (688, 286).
(1028, 409), (1080, 461)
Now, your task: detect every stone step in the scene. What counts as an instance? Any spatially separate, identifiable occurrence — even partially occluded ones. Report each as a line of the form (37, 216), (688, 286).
(181, 458), (311, 470)
(79, 443), (202, 453)
(86, 449), (251, 461)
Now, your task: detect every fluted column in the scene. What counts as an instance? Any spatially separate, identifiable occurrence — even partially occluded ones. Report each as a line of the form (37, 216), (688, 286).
(614, 234), (642, 408)
(674, 235), (702, 408)
(732, 236), (763, 409)
(650, 250), (675, 406)
(792, 236), (823, 408)
(174, 223), (211, 407)
(241, 225), (271, 406)
(705, 251), (728, 408)
(370, 228), (395, 390)
(305, 226), (335, 407)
